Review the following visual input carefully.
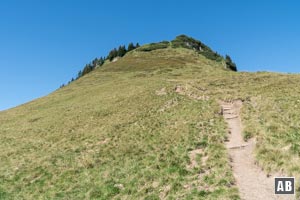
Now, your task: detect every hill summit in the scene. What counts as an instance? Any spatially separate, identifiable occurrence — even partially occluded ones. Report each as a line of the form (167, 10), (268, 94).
(62, 35), (237, 87)
(0, 35), (241, 199)
(136, 35), (237, 71)
(2, 34), (299, 199)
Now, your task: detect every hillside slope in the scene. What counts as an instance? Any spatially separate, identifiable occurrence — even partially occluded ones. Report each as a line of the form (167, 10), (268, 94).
(1, 42), (300, 199)
(0, 48), (238, 199)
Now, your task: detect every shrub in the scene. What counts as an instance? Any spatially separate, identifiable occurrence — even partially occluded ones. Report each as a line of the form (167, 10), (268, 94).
(137, 41), (170, 52)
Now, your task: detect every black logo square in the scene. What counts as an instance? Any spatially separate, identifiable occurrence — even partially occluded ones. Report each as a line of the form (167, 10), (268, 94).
(275, 177), (295, 194)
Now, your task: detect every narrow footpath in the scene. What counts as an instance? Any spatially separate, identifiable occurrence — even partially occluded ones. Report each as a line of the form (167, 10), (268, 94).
(221, 101), (294, 200)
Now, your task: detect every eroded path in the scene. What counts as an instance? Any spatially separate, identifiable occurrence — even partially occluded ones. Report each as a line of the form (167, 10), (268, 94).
(221, 101), (294, 200)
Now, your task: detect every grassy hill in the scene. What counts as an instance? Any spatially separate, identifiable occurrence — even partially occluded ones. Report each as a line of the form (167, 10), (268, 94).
(1, 38), (300, 199)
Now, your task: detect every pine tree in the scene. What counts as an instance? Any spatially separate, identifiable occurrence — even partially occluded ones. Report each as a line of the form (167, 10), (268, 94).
(225, 55), (237, 71)
(82, 64), (94, 76)
(92, 58), (98, 68)
(128, 42), (135, 51)
(97, 57), (104, 66)
(117, 45), (127, 57)
(108, 48), (118, 61)
(77, 70), (83, 79)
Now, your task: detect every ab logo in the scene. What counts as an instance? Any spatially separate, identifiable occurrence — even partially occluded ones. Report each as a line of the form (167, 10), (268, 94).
(275, 177), (295, 195)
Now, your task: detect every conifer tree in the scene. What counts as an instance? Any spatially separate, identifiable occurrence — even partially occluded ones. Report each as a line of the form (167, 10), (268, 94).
(225, 55), (237, 71)
(77, 70), (83, 79)
(97, 57), (104, 66)
(117, 45), (127, 57)
(92, 58), (98, 68)
(108, 48), (118, 61)
(128, 42), (135, 51)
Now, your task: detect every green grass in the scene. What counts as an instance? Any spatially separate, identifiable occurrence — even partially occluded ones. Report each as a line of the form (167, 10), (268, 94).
(0, 48), (239, 199)
(2, 46), (300, 199)
(180, 70), (300, 193)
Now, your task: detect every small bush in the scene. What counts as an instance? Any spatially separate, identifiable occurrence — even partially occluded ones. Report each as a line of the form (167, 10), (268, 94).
(137, 41), (170, 52)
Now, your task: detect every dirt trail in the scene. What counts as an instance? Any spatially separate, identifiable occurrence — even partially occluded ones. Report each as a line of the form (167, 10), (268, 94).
(221, 101), (294, 200)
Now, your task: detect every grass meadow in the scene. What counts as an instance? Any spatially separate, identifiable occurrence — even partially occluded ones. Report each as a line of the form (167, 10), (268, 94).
(1, 47), (300, 199)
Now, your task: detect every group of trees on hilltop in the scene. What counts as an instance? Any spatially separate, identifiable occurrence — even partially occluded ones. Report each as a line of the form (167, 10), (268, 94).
(61, 42), (140, 87)
(77, 57), (106, 79)
(60, 35), (239, 88)
(107, 43), (140, 61)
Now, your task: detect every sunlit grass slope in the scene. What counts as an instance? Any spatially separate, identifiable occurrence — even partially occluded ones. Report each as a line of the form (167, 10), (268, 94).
(2, 44), (300, 199)
(178, 69), (300, 193)
(0, 48), (239, 199)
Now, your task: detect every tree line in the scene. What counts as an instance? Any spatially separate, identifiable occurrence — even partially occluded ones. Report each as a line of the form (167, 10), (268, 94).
(59, 36), (238, 88)
(60, 42), (140, 88)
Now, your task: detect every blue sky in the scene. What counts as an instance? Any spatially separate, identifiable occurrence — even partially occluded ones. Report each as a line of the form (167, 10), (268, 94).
(1, 0), (300, 111)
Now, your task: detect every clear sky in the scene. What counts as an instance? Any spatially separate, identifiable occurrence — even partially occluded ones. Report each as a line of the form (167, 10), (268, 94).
(1, 0), (300, 111)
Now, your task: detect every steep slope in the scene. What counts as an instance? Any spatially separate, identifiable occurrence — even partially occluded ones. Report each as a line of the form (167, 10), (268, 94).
(2, 39), (300, 199)
(0, 48), (239, 199)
